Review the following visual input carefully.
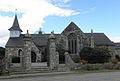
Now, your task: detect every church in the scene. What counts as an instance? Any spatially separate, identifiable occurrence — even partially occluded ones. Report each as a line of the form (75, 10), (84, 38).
(5, 15), (120, 73)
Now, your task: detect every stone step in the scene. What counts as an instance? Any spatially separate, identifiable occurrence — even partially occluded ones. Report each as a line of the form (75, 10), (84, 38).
(10, 70), (51, 75)
(10, 66), (51, 75)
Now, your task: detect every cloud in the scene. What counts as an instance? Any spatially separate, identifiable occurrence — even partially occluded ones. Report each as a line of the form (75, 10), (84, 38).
(0, 0), (79, 46)
(47, 0), (71, 8)
(110, 36), (120, 43)
(80, 7), (96, 14)
(47, 0), (71, 3)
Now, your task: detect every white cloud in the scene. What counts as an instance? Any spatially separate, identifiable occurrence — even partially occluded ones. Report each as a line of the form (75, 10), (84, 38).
(80, 7), (96, 14)
(110, 36), (120, 43)
(0, 0), (79, 47)
(47, 0), (71, 3)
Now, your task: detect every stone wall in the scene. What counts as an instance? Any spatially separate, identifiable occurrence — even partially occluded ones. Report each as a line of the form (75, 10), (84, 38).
(5, 47), (24, 69)
(23, 33), (32, 71)
(48, 32), (59, 70)
(65, 52), (78, 70)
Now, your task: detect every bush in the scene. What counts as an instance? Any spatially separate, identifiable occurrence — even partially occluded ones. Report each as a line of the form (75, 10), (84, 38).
(0, 47), (5, 60)
(111, 59), (119, 64)
(80, 47), (111, 63)
(11, 56), (20, 63)
(80, 60), (88, 64)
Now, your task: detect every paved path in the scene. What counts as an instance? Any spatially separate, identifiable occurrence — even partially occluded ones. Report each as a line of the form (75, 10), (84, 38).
(1, 71), (120, 81)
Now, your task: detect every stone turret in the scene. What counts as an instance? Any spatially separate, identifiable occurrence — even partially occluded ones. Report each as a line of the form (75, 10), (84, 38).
(8, 15), (22, 37)
(23, 30), (32, 71)
(48, 32), (59, 70)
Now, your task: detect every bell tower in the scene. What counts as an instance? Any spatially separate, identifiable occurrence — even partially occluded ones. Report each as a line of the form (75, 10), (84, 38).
(8, 15), (22, 37)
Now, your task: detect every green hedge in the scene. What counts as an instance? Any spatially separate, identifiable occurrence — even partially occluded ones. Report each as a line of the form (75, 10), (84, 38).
(80, 47), (111, 63)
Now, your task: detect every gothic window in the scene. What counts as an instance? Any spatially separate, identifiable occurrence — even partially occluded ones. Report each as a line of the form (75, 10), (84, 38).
(18, 49), (23, 56)
(68, 33), (77, 54)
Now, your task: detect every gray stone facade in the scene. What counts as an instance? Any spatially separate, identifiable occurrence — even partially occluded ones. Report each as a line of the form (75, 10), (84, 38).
(5, 15), (120, 73)
(48, 32), (59, 70)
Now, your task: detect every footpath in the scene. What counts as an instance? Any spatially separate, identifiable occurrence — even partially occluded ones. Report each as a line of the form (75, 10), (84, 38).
(0, 72), (75, 79)
(0, 70), (120, 80)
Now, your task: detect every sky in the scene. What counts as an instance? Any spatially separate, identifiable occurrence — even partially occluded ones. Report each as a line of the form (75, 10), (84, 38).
(0, 0), (120, 47)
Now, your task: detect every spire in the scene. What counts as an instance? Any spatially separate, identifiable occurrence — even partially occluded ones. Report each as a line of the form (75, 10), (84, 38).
(8, 15), (23, 32)
(91, 29), (93, 34)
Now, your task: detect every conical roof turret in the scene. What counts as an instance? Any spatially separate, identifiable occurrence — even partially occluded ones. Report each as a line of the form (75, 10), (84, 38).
(8, 15), (22, 32)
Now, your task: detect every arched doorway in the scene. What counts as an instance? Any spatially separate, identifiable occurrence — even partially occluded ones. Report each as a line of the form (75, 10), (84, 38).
(31, 51), (37, 62)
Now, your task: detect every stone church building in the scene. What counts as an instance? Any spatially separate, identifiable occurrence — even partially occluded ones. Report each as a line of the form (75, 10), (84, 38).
(5, 15), (120, 73)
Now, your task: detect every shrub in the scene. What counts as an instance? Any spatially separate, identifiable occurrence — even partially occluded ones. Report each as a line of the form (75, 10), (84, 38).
(0, 47), (5, 60)
(80, 60), (88, 64)
(11, 56), (20, 63)
(111, 59), (119, 64)
(80, 47), (111, 63)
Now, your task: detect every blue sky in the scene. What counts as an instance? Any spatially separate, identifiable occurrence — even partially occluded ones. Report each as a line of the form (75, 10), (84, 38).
(43, 0), (120, 36)
(0, 0), (120, 46)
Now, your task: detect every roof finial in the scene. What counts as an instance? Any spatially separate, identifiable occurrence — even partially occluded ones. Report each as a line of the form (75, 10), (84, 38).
(49, 30), (55, 39)
(15, 9), (17, 15)
(51, 30), (54, 34)
(91, 29), (93, 34)
(27, 30), (29, 34)
(15, 9), (17, 12)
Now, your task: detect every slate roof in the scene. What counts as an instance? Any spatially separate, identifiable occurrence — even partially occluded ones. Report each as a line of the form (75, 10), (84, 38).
(114, 43), (120, 47)
(6, 35), (24, 47)
(31, 34), (61, 46)
(8, 15), (23, 32)
(85, 33), (114, 46)
(5, 33), (114, 47)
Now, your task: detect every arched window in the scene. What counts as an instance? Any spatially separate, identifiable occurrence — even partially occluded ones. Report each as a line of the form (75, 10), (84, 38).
(18, 49), (23, 56)
(68, 33), (77, 54)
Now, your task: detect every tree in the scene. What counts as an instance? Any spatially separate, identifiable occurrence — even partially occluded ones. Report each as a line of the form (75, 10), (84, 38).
(0, 47), (5, 60)
(0, 47), (5, 75)
(80, 47), (111, 63)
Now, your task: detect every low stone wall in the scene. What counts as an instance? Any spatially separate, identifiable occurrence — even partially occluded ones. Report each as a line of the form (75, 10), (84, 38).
(72, 63), (120, 71)
(65, 52), (79, 70)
